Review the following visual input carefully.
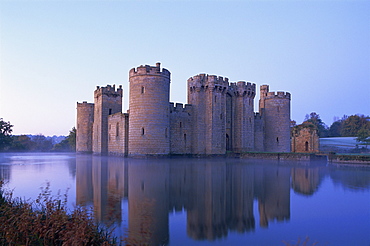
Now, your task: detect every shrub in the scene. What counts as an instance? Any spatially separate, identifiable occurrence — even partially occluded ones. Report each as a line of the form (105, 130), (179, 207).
(0, 181), (117, 246)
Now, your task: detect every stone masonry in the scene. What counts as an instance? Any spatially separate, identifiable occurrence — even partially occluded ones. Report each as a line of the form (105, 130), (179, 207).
(291, 124), (319, 153)
(76, 63), (291, 156)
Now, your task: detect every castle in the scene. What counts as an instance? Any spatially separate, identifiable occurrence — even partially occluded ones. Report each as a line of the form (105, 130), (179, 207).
(76, 63), (291, 156)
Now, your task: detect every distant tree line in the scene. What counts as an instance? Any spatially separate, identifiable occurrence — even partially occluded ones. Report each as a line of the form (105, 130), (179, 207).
(292, 113), (370, 147)
(0, 118), (76, 152)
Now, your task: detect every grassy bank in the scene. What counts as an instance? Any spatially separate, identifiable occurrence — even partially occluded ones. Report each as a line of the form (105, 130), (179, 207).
(328, 153), (370, 165)
(0, 181), (117, 246)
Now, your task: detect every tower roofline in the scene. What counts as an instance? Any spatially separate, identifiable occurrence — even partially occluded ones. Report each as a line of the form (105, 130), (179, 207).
(129, 63), (170, 78)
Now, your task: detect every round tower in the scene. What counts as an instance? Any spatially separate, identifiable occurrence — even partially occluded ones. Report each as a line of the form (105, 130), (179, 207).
(128, 63), (171, 155)
(76, 101), (94, 153)
(263, 90), (291, 152)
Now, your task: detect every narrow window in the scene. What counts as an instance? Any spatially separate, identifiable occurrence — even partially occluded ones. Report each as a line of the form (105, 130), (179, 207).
(180, 122), (182, 128)
(116, 122), (119, 138)
(141, 86), (145, 94)
(109, 108), (112, 115)
(165, 128), (168, 138)
(305, 141), (309, 151)
(276, 137), (279, 143)
(142, 127), (145, 136)
(220, 113), (223, 119)
(184, 134), (187, 143)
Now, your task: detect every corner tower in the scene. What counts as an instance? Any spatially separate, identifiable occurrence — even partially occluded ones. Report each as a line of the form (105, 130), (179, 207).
(76, 101), (94, 153)
(259, 85), (291, 152)
(92, 85), (123, 155)
(128, 63), (171, 155)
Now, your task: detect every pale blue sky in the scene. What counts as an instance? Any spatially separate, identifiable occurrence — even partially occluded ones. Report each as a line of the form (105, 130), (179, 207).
(1, 0), (369, 136)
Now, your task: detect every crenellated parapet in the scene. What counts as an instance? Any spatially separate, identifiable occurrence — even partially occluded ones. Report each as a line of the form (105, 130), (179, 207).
(170, 102), (193, 114)
(94, 84), (123, 98)
(228, 81), (256, 98)
(188, 74), (229, 93)
(77, 101), (94, 108)
(264, 91), (291, 100)
(129, 63), (170, 79)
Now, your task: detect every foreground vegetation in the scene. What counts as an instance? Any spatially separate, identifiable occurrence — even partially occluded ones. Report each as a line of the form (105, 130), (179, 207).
(0, 181), (116, 245)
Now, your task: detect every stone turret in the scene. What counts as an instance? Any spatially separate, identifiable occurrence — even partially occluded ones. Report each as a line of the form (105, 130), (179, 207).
(128, 63), (171, 155)
(188, 74), (228, 154)
(259, 85), (291, 152)
(76, 101), (94, 153)
(228, 81), (256, 152)
(92, 84), (123, 155)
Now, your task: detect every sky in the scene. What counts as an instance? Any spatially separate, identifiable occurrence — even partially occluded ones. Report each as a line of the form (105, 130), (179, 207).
(0, 0), (369, 136)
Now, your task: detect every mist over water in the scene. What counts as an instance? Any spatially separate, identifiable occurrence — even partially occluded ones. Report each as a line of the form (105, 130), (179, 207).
(0, 153), (369, 245)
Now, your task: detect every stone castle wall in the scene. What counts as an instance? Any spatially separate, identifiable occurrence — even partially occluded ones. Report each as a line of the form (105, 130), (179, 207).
(92, 85), (123, 155)
(260, 86), (291, 152)
(108, 112), (128, 156)
(291, 126), (319, 153)
(188, 74), (229, 154)
(76, 101), (94, 153)
(228, 82), (256, 152)
(254, 112), (264, 152)
(128, 63), (171, 155)
(76, 63), (292, 156)
(169, 103), (192, 154)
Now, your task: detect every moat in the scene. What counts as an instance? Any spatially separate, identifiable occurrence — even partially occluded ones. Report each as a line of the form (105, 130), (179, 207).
(0, 153), (369, 245)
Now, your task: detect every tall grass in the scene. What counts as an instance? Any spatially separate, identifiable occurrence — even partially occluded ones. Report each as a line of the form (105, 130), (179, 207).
(0, 181), (117, 246)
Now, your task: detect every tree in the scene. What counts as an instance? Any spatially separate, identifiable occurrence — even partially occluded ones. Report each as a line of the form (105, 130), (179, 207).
(53, 127), (76, 152)
(10, 135), (34, 151)
(328, 120), (343, 137)
(0, 118), (13, 151)
(304, 112), (329, 137)
(340, 115), (370, 137)
(32, 135), (53, 152)
(290, 120), (297, 128)
(356, 128), (370, 148)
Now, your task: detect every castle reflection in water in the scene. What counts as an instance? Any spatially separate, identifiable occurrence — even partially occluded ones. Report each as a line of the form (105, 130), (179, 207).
(75, 156), (332, 245)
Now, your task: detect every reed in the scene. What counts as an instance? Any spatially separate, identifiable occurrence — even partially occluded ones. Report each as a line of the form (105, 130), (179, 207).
(0, 181), (117, 246)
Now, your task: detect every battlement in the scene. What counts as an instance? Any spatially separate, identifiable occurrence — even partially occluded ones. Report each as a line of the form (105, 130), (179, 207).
(77, 101), (94, 107)
(188, 74), (229, 89)
(229, 81), (256, 98)
(94, 84), (123, 98)
(264, 91), (291, 100)
(170, 102), (192, 113)
(129, 63), (170, 78)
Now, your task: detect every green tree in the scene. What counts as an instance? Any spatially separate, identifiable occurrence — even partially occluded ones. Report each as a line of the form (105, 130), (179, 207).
(356, 128), (370, 148)
(340, 115), (370, 137)
(32, 134), (53, 151)
(328, 120), (343, 137)
(9, 135), (34, 151)
(0, 118), (13, 151)
(53, 127), (76, 152)
(304, 112), (329, 137)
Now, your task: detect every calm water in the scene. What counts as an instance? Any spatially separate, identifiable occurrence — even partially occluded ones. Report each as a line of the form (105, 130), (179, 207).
(0, 153), (369, 246)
